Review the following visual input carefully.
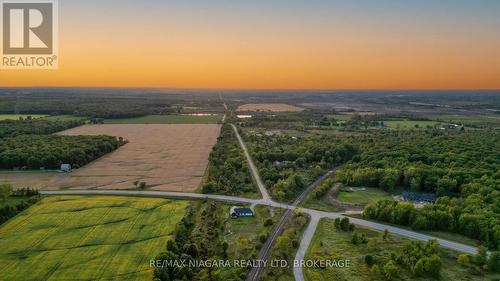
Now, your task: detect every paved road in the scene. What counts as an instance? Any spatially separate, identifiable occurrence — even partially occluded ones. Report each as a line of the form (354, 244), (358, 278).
(229, 129), (477, 280)
(231, 124), (271, 201)
(40, 190), (263, 205)
(293, 216), (320, 281)
(246, 168), (338, 281)
(302, 208), (478, 255)
(40, 189), (479, 257)
(219, 93), (229, 111)
(39, 131), (479, 281)
(40, 127), (477, 281)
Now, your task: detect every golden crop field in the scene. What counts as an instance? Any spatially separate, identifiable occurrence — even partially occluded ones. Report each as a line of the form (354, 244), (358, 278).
(2, 124), (221, 192)
(0, 196), (187, 281)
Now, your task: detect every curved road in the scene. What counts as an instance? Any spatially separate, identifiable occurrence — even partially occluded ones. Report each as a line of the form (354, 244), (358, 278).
(40, 188), (479, 258)
(246, 168), (339, 281)
(293, 216), (320, 281)
(40, 126), (479, 281)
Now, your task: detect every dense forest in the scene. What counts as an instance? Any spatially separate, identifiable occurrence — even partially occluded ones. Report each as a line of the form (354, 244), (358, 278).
(0, 117), (126, 170)
(0, 135), (126, 169)
(0, 119), (85, 138)
(332, 130), (500, 249)
(364, 176), (500, 250)
(202, 125), (255, 196)
(336, 130), (499, 195)
(0, 89), (225, 118)
(153, 202), (277, 281)
(246, 133), (357, 201)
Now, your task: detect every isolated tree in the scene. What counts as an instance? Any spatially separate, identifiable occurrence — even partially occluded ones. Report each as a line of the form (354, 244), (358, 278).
(382, 229), (389, 240)
(383, 260), (398, 280)
(370, 265), (382, 280)
(259, 233), (268, 243)
(0, 183), (13, 201)
(422, 255), (442, 278)
(276, 235), (293, 259)
(488, 251), (500, 272)
(183, 243), (199, 258)
(365, 254), (374, 266)
(152, 250), (179, 281)
(412, 259), (426, 277)
(218, 241), (229, 258)
(351, 231), (360, 245)
(202, 181), (216, 193)
(474, 246), (488, 266)
(457, 254), (470, 267)
(340, 217), (350, 232)
(139, 182), (147, 190)
(334, 217), (341, 230)
(166, 239), (178, 253)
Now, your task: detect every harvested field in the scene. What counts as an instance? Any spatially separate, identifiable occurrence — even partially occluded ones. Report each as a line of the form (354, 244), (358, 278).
(0, 196), (187, 281)
(1, 124), (221, 191)
(236, 103), (304, 112)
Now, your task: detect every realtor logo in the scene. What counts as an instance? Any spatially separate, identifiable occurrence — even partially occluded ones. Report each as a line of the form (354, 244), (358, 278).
(1, 0), (58, 69)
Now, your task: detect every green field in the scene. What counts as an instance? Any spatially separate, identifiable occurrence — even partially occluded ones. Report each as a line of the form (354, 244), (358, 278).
(0, 196), (27, 208)
(0, 114), (48, 121)
(42, 115), (89, 121)
(383, 120), (444, 129)
(326, 114), (352, 121)
(337, 187), (393, 206)
(425, 114), (500, 127)
(305, 219), (499, 281)
(302, 195), (342, 213)
(0, 196), (187, 281)
(104, 114), (223, 124)
(223, 205), (281, 259)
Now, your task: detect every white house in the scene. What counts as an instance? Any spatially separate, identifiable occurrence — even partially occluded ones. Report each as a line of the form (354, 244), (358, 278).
(60, 164), (72, 172)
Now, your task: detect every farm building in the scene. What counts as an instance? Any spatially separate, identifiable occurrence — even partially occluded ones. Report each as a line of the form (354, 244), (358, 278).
(230, 207), (254, 219)
(60, 164), (72, 172)
(402, 191), (437, 203)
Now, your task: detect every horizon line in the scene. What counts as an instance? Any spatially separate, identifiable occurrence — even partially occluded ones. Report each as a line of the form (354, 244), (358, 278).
(0, 86), (499, 92)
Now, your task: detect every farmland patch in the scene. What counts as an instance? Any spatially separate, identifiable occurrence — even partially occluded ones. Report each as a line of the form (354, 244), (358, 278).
(0, 196), (187, 281)
(2, 124), (221, 192)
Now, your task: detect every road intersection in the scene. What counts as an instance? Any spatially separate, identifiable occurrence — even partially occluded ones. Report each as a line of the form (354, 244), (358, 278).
(40, 124), (479, 281)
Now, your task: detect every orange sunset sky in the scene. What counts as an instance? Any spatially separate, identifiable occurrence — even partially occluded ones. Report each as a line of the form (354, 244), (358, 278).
(1, 0), (499, 89)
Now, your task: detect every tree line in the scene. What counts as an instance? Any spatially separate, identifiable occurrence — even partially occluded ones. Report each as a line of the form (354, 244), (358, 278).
(0, 134), (126, 169)
(153, 201), (275, 281)
(336, 130), (499, 194)
(202, 125), (255, 196)
(0, 184), (40, 225)
(364, 176), (500, 249)
(331, 130), (500, 249)
(0, 119), (85, 138)
(246, 133), (357, 201)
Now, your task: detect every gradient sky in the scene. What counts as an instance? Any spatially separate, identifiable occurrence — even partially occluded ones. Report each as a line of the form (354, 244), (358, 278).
(1, 0), (499, 89)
